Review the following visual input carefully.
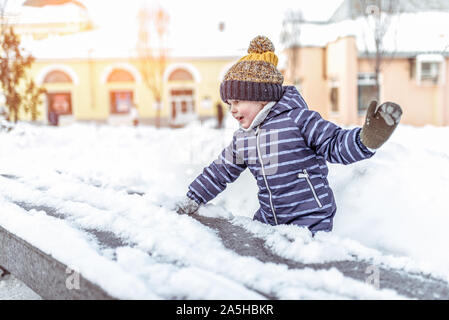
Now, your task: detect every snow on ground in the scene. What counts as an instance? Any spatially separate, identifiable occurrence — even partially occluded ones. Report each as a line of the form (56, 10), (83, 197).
(329, 125), (449, 274)
(0, 275), (42, 300)
(0, 116), (448, 299)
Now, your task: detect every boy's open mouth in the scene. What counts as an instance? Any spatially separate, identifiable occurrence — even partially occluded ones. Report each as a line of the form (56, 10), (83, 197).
(236, 116), (244, 122)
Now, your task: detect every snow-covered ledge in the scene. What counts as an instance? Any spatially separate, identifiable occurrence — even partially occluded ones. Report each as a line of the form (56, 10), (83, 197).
(0, 225), (116, 300)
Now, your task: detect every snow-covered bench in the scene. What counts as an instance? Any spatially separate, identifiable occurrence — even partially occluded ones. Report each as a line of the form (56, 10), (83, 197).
(0, 225), (116, 300)
(1, 172), (449, 300)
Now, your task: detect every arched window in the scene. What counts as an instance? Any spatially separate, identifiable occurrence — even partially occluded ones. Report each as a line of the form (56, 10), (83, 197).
(168, 68), (194, 81)
(107, 69), (135, 82)
(43, 70), (72, 83)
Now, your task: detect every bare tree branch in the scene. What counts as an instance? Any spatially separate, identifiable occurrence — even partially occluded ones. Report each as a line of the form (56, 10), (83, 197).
(280, 9), (303, 86)
(359, 0), (402, 101)
(136, 4), (169, 128)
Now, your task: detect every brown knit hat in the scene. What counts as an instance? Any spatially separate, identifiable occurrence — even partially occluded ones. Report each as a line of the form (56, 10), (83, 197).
(220, 35), (284, 104)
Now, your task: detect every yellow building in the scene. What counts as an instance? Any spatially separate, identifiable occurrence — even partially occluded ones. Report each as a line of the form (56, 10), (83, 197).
(29, 56), (237, 126)
(15, 1), (449, 128)
(4, 1), (243, 126)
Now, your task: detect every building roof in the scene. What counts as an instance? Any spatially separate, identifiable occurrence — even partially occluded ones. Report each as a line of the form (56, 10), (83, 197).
(299, 11), (449, 56)
(15, 1), (250, 61)
(329, 0), (449, 23)
(5, 1), (89, 25)
(16, 0), (449, 61)
(20, 21), (249, 61)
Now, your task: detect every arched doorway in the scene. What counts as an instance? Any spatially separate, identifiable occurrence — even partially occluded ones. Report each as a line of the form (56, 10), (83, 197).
(107, 69), (135, 114)
(168, 68), (196, 127)
(105, 67), (137, 125)
(43, 70), (74, 126)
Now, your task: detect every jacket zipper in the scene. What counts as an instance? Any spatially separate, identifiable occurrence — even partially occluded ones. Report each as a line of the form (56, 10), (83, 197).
(297, 169), (323, 208)
(256, 127), (278, 225)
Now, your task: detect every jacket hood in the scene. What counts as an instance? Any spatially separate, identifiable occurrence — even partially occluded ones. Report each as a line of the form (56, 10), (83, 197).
(263, 86), (306, 123)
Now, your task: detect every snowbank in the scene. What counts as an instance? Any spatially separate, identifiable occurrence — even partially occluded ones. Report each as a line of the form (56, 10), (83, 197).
(0, 119), (448, 298)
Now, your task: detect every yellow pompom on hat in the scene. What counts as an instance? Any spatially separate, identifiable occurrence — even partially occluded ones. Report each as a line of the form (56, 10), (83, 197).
(220, 35), (284, 103)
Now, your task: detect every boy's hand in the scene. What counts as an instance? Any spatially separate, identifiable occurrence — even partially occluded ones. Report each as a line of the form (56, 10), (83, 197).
(360, 100), (402, 150)
(174, 196), (200, 215)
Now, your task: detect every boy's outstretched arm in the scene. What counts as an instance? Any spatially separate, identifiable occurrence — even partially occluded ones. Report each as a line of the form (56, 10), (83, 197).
(291, 100), (402, 164)
(175, 134), (247, 215)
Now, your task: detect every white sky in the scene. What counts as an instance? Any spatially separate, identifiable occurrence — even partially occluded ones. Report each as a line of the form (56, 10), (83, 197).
(84, 0), (343, 47)
(7, 1), (449, 59)
(9, 0), (343, 51)
(83, 0), (344, 24)
(101, 0), (344, 54)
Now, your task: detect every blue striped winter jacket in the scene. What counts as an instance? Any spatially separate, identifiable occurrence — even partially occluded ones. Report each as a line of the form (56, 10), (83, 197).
(187, 86), (375, 233)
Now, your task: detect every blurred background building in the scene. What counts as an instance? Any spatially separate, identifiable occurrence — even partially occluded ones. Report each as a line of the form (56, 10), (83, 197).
(2, 0), (244, 127)
(1, 0), (449, 127)
(283, 0), (449, 126)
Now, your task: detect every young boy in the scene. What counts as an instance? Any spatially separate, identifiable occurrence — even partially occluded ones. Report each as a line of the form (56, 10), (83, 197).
(175, 35), (402, 234)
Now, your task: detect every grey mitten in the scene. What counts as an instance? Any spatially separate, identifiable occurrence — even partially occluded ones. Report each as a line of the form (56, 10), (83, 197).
(174, 196), (200, 215)
(360, 100), (403, 149)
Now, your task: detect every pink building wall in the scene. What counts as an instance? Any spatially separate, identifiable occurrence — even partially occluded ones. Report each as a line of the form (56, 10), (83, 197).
(285, 36), (449, 127)
(284, 47), (328, 117)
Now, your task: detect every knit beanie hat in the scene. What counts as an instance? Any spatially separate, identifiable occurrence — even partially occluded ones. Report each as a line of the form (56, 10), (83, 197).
(220, 35), (284, 104)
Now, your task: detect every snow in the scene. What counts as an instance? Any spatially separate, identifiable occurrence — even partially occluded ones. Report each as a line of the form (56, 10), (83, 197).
(0, 275), (42, 300)
(11, 1), (448, 62)
(0, 117), (448, 299)
(21, 11), (449, 61)
(16, 1), (247, 60)
(330, 125), (449, 275)
(18, 18), (248, 60)
(10, 2), (87, 25)
(4, 0), (448, 63)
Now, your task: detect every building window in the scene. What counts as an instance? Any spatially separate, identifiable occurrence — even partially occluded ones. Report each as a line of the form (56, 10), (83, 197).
(420, 62), (441, 83)
(107, 69), (135, 82)
(357, 73), (378, 114)
(409, 58), (416, 79)
(110, 91), (133, 114)
(416, 54), (445, 85)
(168, 69), (194, 81)
(43, 70), (72, 83)
(330, 87), (339, 112)
(329, 79), (339, 113)
(47, 92), (72, 115)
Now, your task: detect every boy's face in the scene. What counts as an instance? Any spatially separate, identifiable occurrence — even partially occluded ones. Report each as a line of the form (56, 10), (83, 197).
(228, 100), (267, 129)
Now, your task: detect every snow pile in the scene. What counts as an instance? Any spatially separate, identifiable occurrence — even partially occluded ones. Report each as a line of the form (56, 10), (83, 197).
(0, 275), (42, 300)
(0, 119), (448, 299)
(0, 171), (401, 299)
(330, 125), (449, 275)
